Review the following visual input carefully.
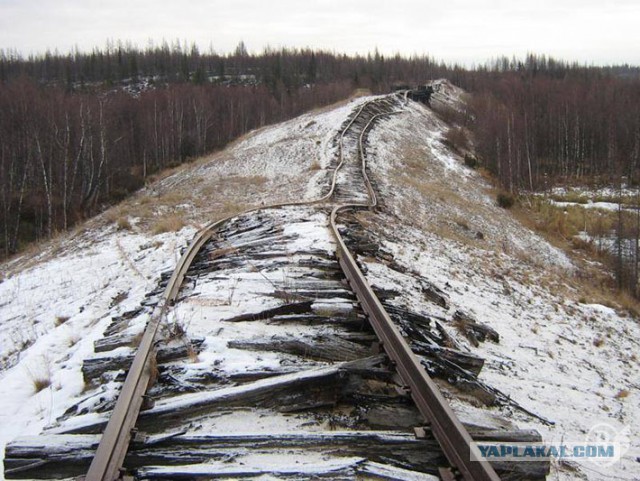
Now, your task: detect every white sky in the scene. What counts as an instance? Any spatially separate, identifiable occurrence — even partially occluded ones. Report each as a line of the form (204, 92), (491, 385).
(1, 0), (639, 66)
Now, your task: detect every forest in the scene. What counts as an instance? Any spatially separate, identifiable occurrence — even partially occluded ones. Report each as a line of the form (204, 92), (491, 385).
(1, 43), (640, 285)
(468, 58), (640, 191)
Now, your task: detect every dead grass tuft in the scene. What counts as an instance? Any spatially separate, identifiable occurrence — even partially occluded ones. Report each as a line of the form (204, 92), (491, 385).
(611, 290), (640, 318)
(129, 331), (144, 347)
(116, 217), (132, 231)
(403, 156), (425, 171)
(615, 389), (630, 399)
(187, 345), (200, 363)
(104, 209), (120, 223)
(309, 160), (322, 171)
(54, 315), (70, 327)
(442, 126), (470, 153)
(571, 236), (596, 254)
(199, 185), (217, 197)
(27, 359), (53, 394)
(152, 215), (186, 234)
(157, 191), (189, 207)
(208, 246), (239, 261)
(146, 163), (188, 185)
(165, 321), (187, 340)
(32, 376), (52, 393)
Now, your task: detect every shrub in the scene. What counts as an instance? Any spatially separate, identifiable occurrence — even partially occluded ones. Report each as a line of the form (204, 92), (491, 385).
(464, 154), (478, 169)
(442, 126), (469, 152)
(497, 191), (515, 209)
(571, 236), (595, 254)
(116, 217), (132, 231)
(32, 376), (51, 393)
(152, 215), (186, 234)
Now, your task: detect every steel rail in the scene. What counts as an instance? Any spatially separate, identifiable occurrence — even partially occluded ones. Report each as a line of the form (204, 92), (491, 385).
(330, 208), (499, 481)
(86, 94), (499, 480)
(329, 105), (501, 481)
(85, 97), (378, 480)
(84, 218), (228, 480)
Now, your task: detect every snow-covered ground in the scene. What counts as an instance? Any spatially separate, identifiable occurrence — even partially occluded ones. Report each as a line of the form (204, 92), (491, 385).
(363, 91), (640, 480)
(0, 96), (369, 479)
(541, 185), (640, 212)
(549, 185), (640, 202)
(0, 227), (196, 477)
(1, 86), (638, 480)
(550, 200), (622, 211)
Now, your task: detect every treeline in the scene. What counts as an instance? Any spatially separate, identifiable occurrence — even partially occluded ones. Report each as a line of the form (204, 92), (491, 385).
(0, 75), (352, 256)
(468, 55), (640, 190)
(0, 41), (462, 91)
(463, 55), (640, 297)
(2, 45), (640, 262)
(0, 43), (458, 257)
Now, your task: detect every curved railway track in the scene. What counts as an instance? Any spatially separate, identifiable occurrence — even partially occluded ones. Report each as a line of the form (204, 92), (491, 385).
(5, 94), (545, 481)
(85, 96), (411, 480)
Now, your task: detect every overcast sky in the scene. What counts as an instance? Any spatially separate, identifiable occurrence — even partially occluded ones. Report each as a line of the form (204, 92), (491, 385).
(1, 0), (638, 66)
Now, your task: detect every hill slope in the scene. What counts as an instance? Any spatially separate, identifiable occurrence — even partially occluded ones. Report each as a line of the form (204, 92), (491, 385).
(1, 87), (638, 480)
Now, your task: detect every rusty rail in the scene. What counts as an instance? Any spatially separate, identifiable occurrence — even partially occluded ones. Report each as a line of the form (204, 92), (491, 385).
(330, 205), (499, 481)
(85, 95), (497, 481)
(328, 103), (501, 481)
(85, 219), (226, 480)
(85, 98), (377, 480)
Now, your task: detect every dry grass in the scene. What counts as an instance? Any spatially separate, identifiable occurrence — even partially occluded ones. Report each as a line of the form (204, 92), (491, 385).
(186, 345), (200, 363)
(27, 359), (52, 394)
(145, 163), (190, 185)
(208, 246), (239, 261)
(309, 160), (322, 171)
(219, 200), (247, 218)
(610, 289), (640, 318)
(129, 331), (145, 348)
(512, 197), (640, 316)
(391, 135), (640, 317)
(403, 156), (425, 171)
(148, 352), (159, 386)
(32, 376), (52, 393)
(199, 185), (218, 197)
(104, 209), (120, 223)
(54, 315), (70, 327)
(1, 226), (75, 278)
(550, 190), (640, 206)
(351, 88), (372, 98)
(615, 389), (630, 399)
(157, 191), (189, 207)
(152, 215), (186, 235)
(395, 166), (491, 249)
(116, 171), (269, 235)
(442, 126), (470, 153)
(116, 217), (132, 231)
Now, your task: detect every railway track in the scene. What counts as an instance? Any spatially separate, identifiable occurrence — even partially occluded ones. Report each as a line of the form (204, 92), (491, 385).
(5, 94), (548, 480)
